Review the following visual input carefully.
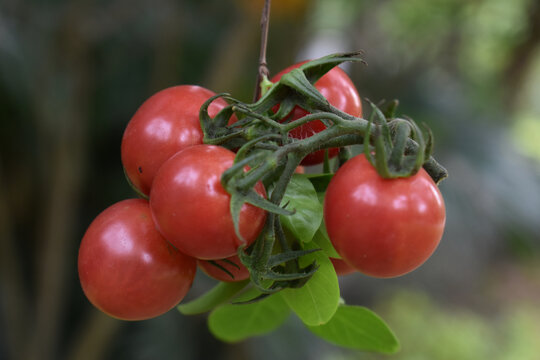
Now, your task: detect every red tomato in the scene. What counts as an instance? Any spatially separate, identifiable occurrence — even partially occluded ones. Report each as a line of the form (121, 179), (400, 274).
(121, 85), (230, 196)
(330, 258), (356, 276)
(150, 145), (267, 260)
(324, 154), (446, 278)
(271, 62), (362, 165)
(198, 255), (250, 282)
(78, 199), (196, 320)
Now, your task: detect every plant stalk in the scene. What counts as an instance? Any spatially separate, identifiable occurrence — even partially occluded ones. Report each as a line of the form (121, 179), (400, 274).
(253, 0), (271, 102)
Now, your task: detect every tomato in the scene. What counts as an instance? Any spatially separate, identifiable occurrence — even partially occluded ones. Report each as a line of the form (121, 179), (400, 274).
(330, 258), (356, 276)
(121, 85), (230, 196)
(324, 154), (446, 278)
(271, 62), (362, 165)
(150, 145), (267, 260)
(198, 255), (250, 282)
(78, 199), (196, 320)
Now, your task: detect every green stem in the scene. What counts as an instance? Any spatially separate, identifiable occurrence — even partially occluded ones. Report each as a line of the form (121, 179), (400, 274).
(253, 0), (272, 102)
(270, 152), (302, 203)
(281, 112), (346, 132)
(389, 121), (410, 168)
(248, 152), (303, 288)
(232, 105), (284, 131)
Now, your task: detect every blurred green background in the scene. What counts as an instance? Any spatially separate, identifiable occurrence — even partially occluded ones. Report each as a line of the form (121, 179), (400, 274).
(1, 0), (540, 359)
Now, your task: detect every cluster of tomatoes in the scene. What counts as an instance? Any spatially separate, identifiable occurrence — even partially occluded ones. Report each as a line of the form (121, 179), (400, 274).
(78, 61), (446, 321)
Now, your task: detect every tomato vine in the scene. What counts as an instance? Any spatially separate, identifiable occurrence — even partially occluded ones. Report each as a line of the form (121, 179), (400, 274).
(193, 52), (447, 293)
(78, 0), (448, 354)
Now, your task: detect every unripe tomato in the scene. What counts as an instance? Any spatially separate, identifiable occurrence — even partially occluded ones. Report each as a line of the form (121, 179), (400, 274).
(121, 85), (230, 196)
(324, 154), (446, 278)
(78, 199), (196, 320)
(150, 145), (267, 260)
(198, 255), (250, 282)
(271, 62), (362, 165)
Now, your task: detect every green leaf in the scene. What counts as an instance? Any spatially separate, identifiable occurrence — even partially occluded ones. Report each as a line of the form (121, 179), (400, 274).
(208, 294), (290, 342)
(177, 280), (248, 315)
(280, 68), (329, 108)
(280, 174), (323, 243)
(316, 191), (325, 205)
(312, 226), (341, 259)
(307, 305), (400, 354)
(299, 52), (365, 85)
(280, 242), (339, 326)
(231, 282), (272, 303)
(312, 190), (341, 258)
(305, 173), (334, 193)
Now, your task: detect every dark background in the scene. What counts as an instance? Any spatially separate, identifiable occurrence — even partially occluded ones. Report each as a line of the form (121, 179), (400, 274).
(1, 0), (540, 359)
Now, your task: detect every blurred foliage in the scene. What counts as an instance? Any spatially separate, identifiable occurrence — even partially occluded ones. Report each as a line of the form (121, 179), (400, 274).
(319, 285), (540, 360)
(375, 291), (540, 360)
(512, 56), (540, 161)
(513, 113), (540, 160)
(1, 0), (540, 359)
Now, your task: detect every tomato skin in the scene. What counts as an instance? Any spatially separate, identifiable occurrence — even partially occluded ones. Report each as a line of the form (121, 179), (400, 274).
(198, 255), (250, 282)
(150, 145), (267, 260)
(121, 85), (230, 196)
(271, 62), (362, 165)
(330, 258), (356, 276)
(78, 199), (196, 320)
(324, 154), (446, 278)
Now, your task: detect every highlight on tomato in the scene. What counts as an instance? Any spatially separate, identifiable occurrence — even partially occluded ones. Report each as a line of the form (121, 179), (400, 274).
(324, 154), (446, 278)
(78, 199), (197, 320)
(271, 61), (362, 165)
(149, 144), (267, 260)
(121, 85), (231, 196)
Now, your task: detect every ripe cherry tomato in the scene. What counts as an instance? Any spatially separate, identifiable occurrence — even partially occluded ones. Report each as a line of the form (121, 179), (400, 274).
(78, 199), (196, 320)
(150, 145), (267, 260)
(330, 258), (356, 276)
(198, 255), (250, 282)
(271, 62), (362, 165)
(121, 85), (230, 196)
(324, 154), (446, 278)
